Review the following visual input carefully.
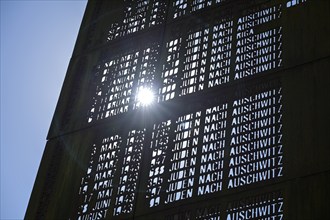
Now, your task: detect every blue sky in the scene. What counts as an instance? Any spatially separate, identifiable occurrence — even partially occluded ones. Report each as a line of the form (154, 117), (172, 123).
(0, 1), (87, 219)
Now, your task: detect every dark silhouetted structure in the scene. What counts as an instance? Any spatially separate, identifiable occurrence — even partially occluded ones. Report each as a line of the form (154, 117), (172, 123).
(26, 0), (330, 219)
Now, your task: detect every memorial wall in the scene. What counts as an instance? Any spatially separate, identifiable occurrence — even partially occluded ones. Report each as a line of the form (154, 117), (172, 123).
(26, 0), (330, 219)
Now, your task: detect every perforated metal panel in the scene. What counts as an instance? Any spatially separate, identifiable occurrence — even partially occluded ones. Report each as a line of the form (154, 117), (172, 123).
(26, 0), (330, 220)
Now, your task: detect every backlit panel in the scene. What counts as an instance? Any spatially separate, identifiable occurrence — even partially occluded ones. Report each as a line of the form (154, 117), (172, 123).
(133, 45), (160, 109)
(165, 111), (201, 204)
(76, 135), (122, 220)
(234, 5), (283, 80)
(172, 0), (188, 19)
(107, 0), (167, 42)
(198, 104), (227, 196)
(158, 38), (182, 102)
(88, 44), (160, 122)
(88, 52), (138, 123)
(226, 191), (284, 219)
(146, 120), (171, 207)
(191, 0), (212, 12)
(180, 28), (209, 96)
(114, 129), (146, 216)
(286, 0), (307, 8)
(30, 0), (330, 219)
(228, 88), (283, 188)
(208, 19), (233, 88)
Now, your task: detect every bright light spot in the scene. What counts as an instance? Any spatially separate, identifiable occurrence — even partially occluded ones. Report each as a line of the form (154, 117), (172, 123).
(137, 87), (154, 106)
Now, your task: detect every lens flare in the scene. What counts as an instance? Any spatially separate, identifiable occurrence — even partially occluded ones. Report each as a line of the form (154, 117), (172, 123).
(137, 87), (154, 106)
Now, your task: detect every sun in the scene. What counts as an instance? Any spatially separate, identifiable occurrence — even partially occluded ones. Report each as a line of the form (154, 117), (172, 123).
(137, 87), (154, 106)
